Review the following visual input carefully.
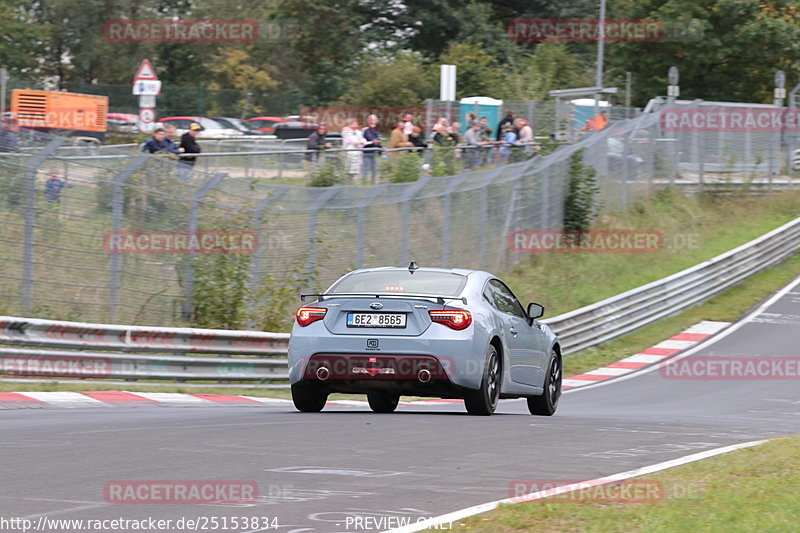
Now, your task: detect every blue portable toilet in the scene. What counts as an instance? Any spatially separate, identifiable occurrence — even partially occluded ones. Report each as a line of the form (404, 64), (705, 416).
(458, 96), (502, 138)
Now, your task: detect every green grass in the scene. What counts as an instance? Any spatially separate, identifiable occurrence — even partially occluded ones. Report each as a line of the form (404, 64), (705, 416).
(506, 188), (800, 317)
(562, 250), (800, 376)
(443, 436), (800, 532)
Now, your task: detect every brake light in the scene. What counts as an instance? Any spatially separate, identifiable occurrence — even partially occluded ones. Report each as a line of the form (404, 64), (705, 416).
(428, 310), (472, 330)
(296, 307), (327, 326)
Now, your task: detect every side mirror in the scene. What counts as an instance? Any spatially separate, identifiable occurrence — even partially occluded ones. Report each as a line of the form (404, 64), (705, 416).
(527, 302), (544, 323)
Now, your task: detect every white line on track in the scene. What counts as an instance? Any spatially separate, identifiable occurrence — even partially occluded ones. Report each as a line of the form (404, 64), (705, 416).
(563, 274), (800, 394)
(382, 439), (768, 533)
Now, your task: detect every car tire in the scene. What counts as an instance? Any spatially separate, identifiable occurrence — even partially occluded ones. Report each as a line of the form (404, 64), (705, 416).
(291, 381), (328, 413)
(527, 350), (561, 416)
(464, 344), (501, 416)
(367, 392), (400, 413)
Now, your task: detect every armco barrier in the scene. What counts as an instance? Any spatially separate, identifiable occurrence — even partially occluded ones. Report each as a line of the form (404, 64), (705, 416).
(542, 216), (800, 354)
(0, 216), (799, 382)
(0, 319), (289, 382)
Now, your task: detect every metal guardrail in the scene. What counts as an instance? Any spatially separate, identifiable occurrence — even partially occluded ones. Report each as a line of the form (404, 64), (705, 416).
(0, 318), (289, 382)
(543, 216), (800, 354)
(0, 216), (799, 381)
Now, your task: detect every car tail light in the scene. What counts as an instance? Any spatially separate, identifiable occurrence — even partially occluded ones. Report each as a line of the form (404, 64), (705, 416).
(428, 310), (472, 330)
(296, 307), (327, 326)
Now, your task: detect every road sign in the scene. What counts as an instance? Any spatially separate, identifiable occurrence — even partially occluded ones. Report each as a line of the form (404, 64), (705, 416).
(138, 95), (156, 108)
(133, 79), (161, 95)
(668, 66), (679, 86)
(774, 88), (786, 100)
(139, 108), (155, 124)
(133, 59), (158, 81)
(667, 85), (680, 98)
(775, 70), (786, 89)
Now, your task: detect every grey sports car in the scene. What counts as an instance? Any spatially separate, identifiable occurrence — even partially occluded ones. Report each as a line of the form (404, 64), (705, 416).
(287, 264), (561, 416)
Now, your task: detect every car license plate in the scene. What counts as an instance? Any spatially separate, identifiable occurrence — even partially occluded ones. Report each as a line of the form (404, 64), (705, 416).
(346, 313), (406, 328)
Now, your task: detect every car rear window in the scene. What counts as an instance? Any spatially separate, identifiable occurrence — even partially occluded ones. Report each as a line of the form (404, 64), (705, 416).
(328, 271), (467, 297)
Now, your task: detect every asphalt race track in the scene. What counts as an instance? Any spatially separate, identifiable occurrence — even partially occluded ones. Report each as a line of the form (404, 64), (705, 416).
(2, 278), (799, 533)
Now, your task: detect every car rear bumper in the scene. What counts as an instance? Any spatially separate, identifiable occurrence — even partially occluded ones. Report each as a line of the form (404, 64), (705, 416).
(295, 353), (470, 397)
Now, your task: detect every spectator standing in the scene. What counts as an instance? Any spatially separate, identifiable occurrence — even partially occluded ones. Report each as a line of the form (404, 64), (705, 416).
(43, 172), (70, 203)
(432, 123), (455, 146)
(306, 123), (333, 166)
(464, 121), (486, 168)
(408, 126), (428, 153)
(498, 123), (519, 164)
(582, 110), (609, 132)
(402, 111), (415, 136)
(449, 121), (462, 144)
(0, 115), (19, 153)
(361, 114), (382, 183)
(178, 122), (202, 178)
(496, 111), (515, 141)
(142, 127), (180, 154)
(389, 121), (412, 157)
(341, 118), (366, 181)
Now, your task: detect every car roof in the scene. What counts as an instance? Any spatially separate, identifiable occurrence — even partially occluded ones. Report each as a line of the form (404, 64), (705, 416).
(245, 116), (283, 121)
(345, 266), (494, 278)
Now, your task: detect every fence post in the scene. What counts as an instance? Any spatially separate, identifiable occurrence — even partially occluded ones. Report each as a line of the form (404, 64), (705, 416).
(245, 186), (290, 327)
(440, 174), (470, 268)
(182, 172), (228, 321)
(304, 186), (341, 283)
(22, 137), (65, 314)
(109, 154), (150, 321)
(541, 164), (551, 229)
(621, 129), (632, 210)
(478, 167), (505, 269)
(356, 183), (388, 268)
(399, 176), (432, 266)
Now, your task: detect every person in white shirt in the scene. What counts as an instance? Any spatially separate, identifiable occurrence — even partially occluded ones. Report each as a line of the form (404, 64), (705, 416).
(341, 118), (366, 180)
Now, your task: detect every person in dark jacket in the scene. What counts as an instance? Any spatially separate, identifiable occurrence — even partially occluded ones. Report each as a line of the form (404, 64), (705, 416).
(178, 122), (202, 178)
(142, 127), (180, 154)
(495, 111), (516, 141)
(306, 123), (332, 163)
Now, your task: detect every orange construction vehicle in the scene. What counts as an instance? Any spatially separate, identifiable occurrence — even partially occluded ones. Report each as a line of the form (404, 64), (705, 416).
(10, 89), (108, 140)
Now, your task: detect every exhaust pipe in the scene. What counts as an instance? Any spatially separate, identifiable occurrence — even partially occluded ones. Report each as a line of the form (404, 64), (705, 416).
(417, 368), (431, 383)
(316, 366), (331, 381)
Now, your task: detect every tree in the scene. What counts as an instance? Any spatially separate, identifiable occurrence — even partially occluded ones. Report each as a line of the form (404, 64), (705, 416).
(499, 43), (593, 101)
(439, 43), (502, 99)
(609, 0), (800, 104)
(334, 53), (437, 109)
(0, 1), (45, 75)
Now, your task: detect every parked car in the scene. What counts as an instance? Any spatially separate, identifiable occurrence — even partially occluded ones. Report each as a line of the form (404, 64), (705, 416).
(288, 265), (562, 416)
(211, 117), (260, 135)
(244, 116), (284, 134)
(106, 113), (139, 134)
(157, 116), (243, 138)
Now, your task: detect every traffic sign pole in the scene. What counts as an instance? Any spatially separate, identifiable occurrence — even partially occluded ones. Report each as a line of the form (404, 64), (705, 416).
(133, 59), (159, 133)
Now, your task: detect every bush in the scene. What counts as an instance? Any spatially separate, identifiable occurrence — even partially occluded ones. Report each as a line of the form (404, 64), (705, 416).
(430, 144), (462, 177)
(382, 152), (422, 183)
(309, 160), (345, 187)
(563, 148), (599, 231)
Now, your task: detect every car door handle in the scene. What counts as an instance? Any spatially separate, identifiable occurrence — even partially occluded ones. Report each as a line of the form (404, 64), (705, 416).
(509, 327), (518, 336)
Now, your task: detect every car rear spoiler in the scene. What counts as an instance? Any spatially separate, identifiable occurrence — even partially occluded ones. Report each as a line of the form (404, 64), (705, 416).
(300, 292), (468, 305)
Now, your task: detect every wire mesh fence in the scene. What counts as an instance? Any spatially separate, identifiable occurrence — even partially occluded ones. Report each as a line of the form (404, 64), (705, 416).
(0, 102), (794, 327)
